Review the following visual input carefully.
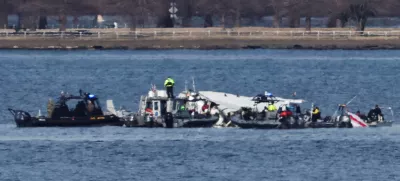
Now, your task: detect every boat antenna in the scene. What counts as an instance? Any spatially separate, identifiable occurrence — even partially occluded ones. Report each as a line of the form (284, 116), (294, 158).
(192, 76), (196, 92)
(38, 109), (41, 117)
(386, 107), (395, 122)
(185, 80), (188, 92)
(346, 95), (357, 106)
(310, 102), (313, 122)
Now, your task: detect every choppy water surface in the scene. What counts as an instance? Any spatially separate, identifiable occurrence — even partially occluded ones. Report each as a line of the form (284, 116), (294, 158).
(1, 49), (400, 180)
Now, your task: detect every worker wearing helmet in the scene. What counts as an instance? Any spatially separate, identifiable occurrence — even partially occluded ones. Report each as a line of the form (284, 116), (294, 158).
(164, 77), (175, 98)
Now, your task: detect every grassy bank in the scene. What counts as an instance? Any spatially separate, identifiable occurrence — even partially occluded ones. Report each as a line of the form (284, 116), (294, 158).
(1, 38), (400, 50)
(1, 27), (400, 50)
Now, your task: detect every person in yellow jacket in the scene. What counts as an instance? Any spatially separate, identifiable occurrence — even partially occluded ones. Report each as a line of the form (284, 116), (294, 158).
(164, 77), (175, 98)
(267, 102), (277, 112)
(312, 107), (321, 122)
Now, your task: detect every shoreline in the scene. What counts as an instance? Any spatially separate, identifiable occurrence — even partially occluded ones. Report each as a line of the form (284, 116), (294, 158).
(1, 38), (400, 50)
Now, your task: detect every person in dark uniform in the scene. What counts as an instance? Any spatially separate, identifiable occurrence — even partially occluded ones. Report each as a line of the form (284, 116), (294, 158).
(164, 77), (175, 98)
(367, 108), (377, 122)
(374, 105), (384, 121)
(295, 104), (302, 116)
(374, 105), (382, 115)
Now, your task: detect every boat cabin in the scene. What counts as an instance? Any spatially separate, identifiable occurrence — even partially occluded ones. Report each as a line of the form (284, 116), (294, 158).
(140, 90), (186, 118)
(50, 92), (104, 119)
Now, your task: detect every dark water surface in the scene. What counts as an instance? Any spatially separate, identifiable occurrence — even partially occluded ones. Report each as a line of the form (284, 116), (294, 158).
(0, 50), (400, 180)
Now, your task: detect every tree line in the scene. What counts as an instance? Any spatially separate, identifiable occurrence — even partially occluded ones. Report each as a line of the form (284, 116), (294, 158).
(1, 0), (399, 32)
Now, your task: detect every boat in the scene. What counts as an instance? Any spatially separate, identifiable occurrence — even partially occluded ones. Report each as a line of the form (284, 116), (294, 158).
(198, 91), (308, 129)
(121, 85), (220, 128)
(301, 104), (354, 129)
(8, 90), (122, 127)
(228, 95), (306, 129)
(355, 106), (393, 127)
(197, 91), (370, 129)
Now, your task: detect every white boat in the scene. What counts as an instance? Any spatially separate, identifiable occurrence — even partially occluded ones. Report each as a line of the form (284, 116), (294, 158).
(357, 106), (394, 127)
(116, 84), (221, 128)
(198, 91), (305, 116)
(197, 91), (307, 128)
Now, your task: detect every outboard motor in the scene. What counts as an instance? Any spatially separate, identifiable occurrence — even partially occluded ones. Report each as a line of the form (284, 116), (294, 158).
(8, 109), (32, 127)
(288, 117), (297, 128)
(295, 115), (306, 128)
(164, 112), (174, 128)
(279, 117), (291, 129)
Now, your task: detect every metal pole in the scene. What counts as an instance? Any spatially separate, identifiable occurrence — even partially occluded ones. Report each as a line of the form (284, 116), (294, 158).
(310, 103), (313, 122)
(192, 77), (196, 92)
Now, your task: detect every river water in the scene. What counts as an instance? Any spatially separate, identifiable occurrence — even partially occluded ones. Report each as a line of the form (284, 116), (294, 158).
(0, 50), (399, 180)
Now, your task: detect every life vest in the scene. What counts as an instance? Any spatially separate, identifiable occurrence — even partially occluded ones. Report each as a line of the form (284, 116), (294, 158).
(164, 78), (175, 87)
(280, 111), (288, 117)
(268, 104), (277, 111)
(313, 108), (320, 115)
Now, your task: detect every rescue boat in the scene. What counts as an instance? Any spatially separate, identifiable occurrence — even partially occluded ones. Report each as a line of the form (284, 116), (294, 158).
(8, 90), (123, 127)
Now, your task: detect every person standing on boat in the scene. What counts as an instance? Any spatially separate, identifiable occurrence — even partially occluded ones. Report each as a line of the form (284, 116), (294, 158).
(57, 91), (68, 107)
(87, 100), (94, 113)
(312, 106), (321, 122)
(164, 77), (175, 98)
(267, 102), (277, 112)
(295, 104), (302, 116)
(374, 105), (384, 121)
(47, 98), (54, 117)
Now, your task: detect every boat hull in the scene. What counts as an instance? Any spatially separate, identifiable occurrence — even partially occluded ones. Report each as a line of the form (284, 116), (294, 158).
(229, 121), (280, 129)
(123, 115), (219, 128)
(229, 114), (355, 129)
(9, 109), (123, 127)
(305, 122), (350, 128)
(367, 121), (393, 127)
(230, 115), (304, 129)
(178, 117), (220, 128)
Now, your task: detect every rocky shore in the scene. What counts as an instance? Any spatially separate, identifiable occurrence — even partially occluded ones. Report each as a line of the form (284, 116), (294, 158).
(1, 38), (400, 50)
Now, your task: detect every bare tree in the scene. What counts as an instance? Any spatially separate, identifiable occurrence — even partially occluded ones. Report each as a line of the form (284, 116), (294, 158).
(3, 0), (400, 31)
(176, 0), (195, 27)
(296, 0), (335, 31)
(269, 0), (285, 28)
(338, 0), (400, 32)
(100, 0), (159, 30)
(0, 0), (13, 28)
(195, 0), (237, 28)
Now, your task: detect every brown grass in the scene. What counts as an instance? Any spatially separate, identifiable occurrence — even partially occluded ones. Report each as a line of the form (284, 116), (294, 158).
(0, 27), (399, 50)
(1, 38), (400, 50)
